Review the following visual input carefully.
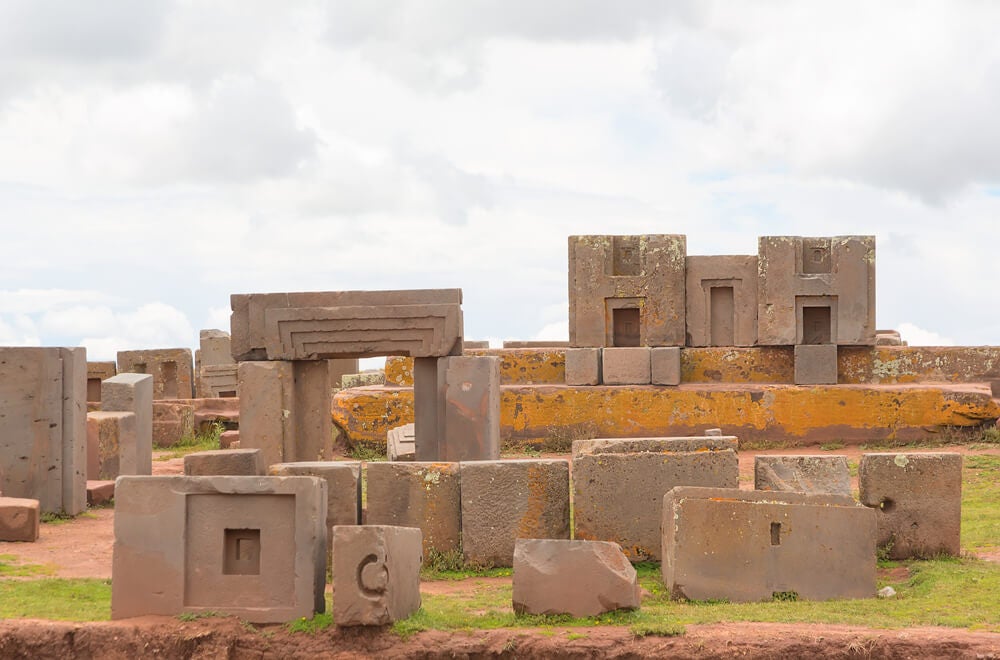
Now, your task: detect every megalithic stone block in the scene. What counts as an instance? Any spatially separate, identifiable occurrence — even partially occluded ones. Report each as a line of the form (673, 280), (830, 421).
(117, 348), (195, 399)
(858, 452), (962, 559)
(230, 289), (464, 361)
(269, 461), (361, 528)
(184, 449), (264, 476)
(365, 462), (461, 556)
(0, 497), (41, 542)
(460, 459), (570, 567)
(437, 355), (500, 462)
(512, 539), (641, 617)
(755, 455), (851, 496)
(87, 411), (139, 480)
(199, 329), (235, 366)
(564, 348), (601, 386)
(662, 487), (876, 602)
(238, 361), (295, 468)
(794, 344), (838, 385)
(331, 525), (422, 626)
(86, 361), (116, 403)
(101, 373), (154, 478)
(685, 255), (759, 347)
(112, 475), (327, 623)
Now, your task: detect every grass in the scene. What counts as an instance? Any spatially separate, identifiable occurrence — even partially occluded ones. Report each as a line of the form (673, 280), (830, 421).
(0, 555), (56, 577)
(0, 578), (111, 621)
(348, 442), (387, 461)
(820, 442), (845, 451)
(962, 454), (1000, 551)
(40, 511), (97, 525)
(155, 422), (224, 460)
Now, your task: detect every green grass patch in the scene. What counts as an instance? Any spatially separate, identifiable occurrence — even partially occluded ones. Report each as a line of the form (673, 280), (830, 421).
(421, 548), (512, 581)
(962, 454), (1000, 551)
(155, 422), (224, 460)
(0, 555), (56, 577)
(0, 579), (111, 621)
(819, 442), (845, 451)
(287, 612), (333, 633)
(348, 442), (387, 462)
(40, 511), (97, 525)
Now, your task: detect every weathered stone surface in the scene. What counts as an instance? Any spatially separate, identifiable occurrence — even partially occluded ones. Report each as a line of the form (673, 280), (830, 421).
(573, 436), (738, 457)
(333, 383), (1000, 449)
(152, 401), (195, 448)
(503, 340), (570, 348)
(685, 255), (758, 347)
(0, 497), (40, 542)
(112, 475), (327, 623)
(331, 525), (422, 626)
(859, 453), (962, 559)
(569, 235), (687, 347)
(342, 372), (385, 389)
(220, 430), (240, 449)
(87, 480), (115, 506)
(184, 449), (264, 476)
(387, 424), (415, 461)
(794, 344), (838, 385)
(437, 355), (500, 462)
(460, 460), (570, 567)
(86, 361), (116, 403)
(87, 411), (142, 480)
(102, 374), (153, 471)
(199, 329), (234, 366)
(268, 461), (361, 529)
(662, 487), (876, 602)
(365, 462), (461, 555)
(463, 340), (490, 349)
(0, 347), (87, 515)
(564, 348), (601, 386)
(755, 455), (851, 496)
(230, 289), (464, 361)
(512, 539), (640, 616)
(573, 447), (738, 561)
(602, 347), (651, 385)
(758, 236), (875, 346)
(199, 364), (238, 399)
(386, 349), (566, 387)
(650, 347), (681, 385)
(328, 359), (362, 389)
(875, 330), (903, 346)
(117, 348), (195, 399)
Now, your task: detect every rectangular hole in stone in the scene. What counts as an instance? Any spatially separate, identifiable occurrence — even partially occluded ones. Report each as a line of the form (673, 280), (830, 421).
(219, 390), (237, 398)
(612, 307), (641, 347)
(223, 528), (261, 575)
(134, 362), (147, 374)
(162, 361), (178, 398)
(802, 306), (832, 344)
(801, 238), (832, 274)
(709, 286), (735, 346)
(87, 378), (102, 402)
(770, 522), (781, 546)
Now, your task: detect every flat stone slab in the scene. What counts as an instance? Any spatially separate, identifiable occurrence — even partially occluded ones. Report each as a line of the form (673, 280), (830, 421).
(331, 525), (422, 626)
(755, 455), (851, 496)
(512, 539), (640, 617)
(460, 460), (570, 567)
(573, 436), (738, 457)
(184, 449), (264, 476)
(365, 462), (461, 556)
(0, 497), (40, 542)
(662, 487), (876, 602)
(859, 452), (962, 559)
(387, 424), (415, 462)
(87, 480), (116, 507)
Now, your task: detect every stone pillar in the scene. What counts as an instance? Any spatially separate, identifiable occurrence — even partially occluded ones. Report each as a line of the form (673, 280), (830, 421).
(438, 355), (500, 462)
(238, 361), (295, 469)
(292, 360), (332, 463)
(60, 347), (88, 514)
(412, 357), (440, 461)
(101, 373), (153, 477)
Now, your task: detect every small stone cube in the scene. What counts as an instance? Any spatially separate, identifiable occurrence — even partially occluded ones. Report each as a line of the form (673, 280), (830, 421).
(331, 525), (422, 626)
(0, 497), (40, 542)
(602, 347), (651, 385)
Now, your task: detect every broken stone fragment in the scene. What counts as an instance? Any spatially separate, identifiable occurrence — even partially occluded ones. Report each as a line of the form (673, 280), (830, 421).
(512, 539), (641, 617)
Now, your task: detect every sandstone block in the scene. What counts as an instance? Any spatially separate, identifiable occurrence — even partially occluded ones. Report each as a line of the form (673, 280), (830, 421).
(572, 436), (738, 457)
(86, 361), (116, 403)
(101, 373), (153, 472)
(794, 344), (838, 385)
(755, 455), (851, 496)
(365, 462), (460, 555)
(602, 347), (651, 385)
(573, 447), (738, 561)
(86, 411), (141, 480)
(112, 475), (327, 622)
(0, 497), (40, 542)
(199, 329), (234, 366)
(685, 255), (758, 347)
(564, 348), (601, 386)
(87, 480), (116, 506)
(184, 449), (264, 476)
(342, 372), (386, 388)
(220, 430), (240, 449)
(152, 401), (196, 448)
(438, 355), (500, 461)
(199, 364), (238, 398)
(512, 539), (640, 617)
(650, 347), (681, 385)
(269, 461), (361, 529)
(331, 525), (422, 626)
(460, 460), (570, 567)
(387, 424), (415, 461)
(117, 348), (194, 399)
(662, 487), (875, 602)
(859, 453), (962, 559)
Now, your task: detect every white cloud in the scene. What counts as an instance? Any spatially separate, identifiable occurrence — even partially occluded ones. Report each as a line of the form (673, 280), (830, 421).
(896, 322), (955, 347)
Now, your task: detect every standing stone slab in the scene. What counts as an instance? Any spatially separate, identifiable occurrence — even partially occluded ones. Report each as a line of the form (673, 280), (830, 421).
(238, 361), (294, 468)
(184, 449), (264, 476)
(572, 436), (739, 457)
(662, 487), (876, 602)
(87, 411), (141, 480)
(331, 525), (422, 626)
(460, 460), (570, 567)
(112, 475), (327, 623)
(564, 348), (601, 386)
(437, 355), (500, 461)
(0, 347), (87, 515)
(365, 462), (461, 555)
(755, 455), (851, 496)
(859, 453), (962, 559)
(269, 461), (361, 529)
(512, 539), (640, 617)
(573, 444), (738, 561)
(685, 255), (759, 347)
(117, 348), (195, 399)
(602, 347), (651, 385)
(650, 347), (681, 385)
(0, 497), (41, 542)
(101, 373), (153, 478)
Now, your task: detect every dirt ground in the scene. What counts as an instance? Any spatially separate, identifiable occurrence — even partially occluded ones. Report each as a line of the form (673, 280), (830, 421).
(1, 445), (998, 658)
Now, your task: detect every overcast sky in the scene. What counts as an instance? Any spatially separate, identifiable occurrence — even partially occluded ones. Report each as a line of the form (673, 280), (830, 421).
(1, 1), (998, 361)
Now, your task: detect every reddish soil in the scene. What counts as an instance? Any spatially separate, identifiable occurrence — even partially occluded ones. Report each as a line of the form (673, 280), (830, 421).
(1, 447), (999, 657)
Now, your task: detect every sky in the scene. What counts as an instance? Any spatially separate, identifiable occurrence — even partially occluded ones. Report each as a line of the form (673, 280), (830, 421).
(1, 0), (998, 361)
